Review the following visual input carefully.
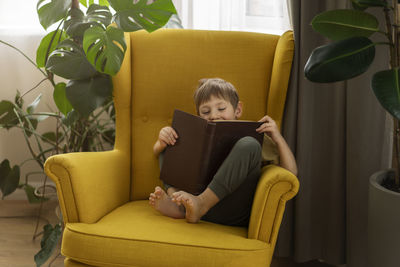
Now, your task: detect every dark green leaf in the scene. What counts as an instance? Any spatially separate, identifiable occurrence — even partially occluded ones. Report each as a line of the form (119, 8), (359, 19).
(64, 4), (112, 37)
(0, 100), (18, 129)
(36, 30), (68, 68)
(23, 184), (49, 204)
(352, 0), (369, 10)
(0, 160), (20, 198)
(34, 223), (62, 266)
(304, 37), (375, 83)
(62, 110), (80, 126)
(0, 100), (38, 136)
(41, 132), (57, 143)
(311, 9), (379, 41)
(23, 116), (39, 138)
(356, 0), (388, 7)
(53, 82), (73, 116)
(83, 26), (126, 75)
(372, 69), (400, 120)
(66, 75), (113, 117)
(109, 0), (177, 32)
(37, 0), (72, 30)
(46, 39), (97, 80)
(27, 94), (42, 114)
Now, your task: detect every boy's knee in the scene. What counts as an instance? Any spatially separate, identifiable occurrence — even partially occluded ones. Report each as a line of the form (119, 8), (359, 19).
(234, 136), (262, 155)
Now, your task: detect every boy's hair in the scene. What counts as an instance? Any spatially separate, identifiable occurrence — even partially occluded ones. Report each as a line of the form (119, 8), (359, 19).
(194, 78), (239, 114)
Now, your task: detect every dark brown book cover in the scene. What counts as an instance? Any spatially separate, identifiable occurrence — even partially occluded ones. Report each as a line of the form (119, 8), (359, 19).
(160, 109), (264, 195)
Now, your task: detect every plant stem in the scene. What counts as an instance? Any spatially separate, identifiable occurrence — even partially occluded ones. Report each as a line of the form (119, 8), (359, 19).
(13, 109), (44, 170)
(72, 0), (79, 9)
(20, 78), (49, 99)
(0, 40), (47, 78)
(384, 6), (396, 67)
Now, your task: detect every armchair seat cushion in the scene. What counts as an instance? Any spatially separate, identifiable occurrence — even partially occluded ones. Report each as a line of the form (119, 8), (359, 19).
(62, 201), (271, 267)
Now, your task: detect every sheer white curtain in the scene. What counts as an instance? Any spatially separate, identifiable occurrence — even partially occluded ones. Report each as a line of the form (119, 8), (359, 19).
(0, 0), (45, 33)
(173, 0), (292, 35)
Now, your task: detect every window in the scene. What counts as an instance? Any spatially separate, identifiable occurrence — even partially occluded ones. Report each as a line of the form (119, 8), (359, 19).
(174, 0), (291, 35)
(0, 0), (45, 33)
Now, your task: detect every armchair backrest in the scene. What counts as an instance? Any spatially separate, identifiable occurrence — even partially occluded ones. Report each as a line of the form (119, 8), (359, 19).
(112, 29), (294, 201)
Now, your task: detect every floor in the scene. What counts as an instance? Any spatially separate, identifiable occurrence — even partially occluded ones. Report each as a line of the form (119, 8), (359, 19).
(0, 199), (64, 267)
(0, 198), (336, 267)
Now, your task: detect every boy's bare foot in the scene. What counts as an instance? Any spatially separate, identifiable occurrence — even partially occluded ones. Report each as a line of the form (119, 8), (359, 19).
(171, 191), (208, 223)
(149, 186), (185, 219)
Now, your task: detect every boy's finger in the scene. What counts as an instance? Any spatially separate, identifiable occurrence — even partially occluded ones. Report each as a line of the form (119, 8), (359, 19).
(172, 129), (178, 139)
(169, 133), (176, 144)
(160, 136), (170, 145)
(258, 116), (267, 122)
(258, 115), (272, 123)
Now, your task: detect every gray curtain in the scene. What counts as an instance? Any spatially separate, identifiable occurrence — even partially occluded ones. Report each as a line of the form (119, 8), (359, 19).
(275, 1), (391, 266)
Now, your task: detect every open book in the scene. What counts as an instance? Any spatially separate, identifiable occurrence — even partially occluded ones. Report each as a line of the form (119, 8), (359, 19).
(160, 109), (263, 195)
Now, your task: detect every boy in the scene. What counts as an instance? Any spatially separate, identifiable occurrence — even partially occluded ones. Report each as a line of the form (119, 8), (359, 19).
(149, 78), (297, 226)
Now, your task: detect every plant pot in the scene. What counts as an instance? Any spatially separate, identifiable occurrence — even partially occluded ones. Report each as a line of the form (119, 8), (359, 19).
(368, 169), (400, 267)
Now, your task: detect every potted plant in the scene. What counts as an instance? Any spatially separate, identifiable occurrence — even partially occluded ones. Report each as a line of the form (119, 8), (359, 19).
(304, 0), (400, 266)
(0, 0), (179, 265)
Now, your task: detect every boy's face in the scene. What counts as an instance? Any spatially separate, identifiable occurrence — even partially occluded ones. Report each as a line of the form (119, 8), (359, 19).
(198, 95), (242, 121)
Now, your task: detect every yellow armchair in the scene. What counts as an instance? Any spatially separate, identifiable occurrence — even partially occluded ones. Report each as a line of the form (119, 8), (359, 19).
(45, 29), (299, 267)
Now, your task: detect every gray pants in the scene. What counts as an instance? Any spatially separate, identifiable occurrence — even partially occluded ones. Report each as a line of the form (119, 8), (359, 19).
(161, 136), (262, 227)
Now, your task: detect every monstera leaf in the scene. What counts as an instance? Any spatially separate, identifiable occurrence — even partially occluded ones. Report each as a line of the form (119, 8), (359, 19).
(66, 75), (112, 117)
(109, 0), (177, 32)
(83, 25), (126, 75)
(304, 36), (375, 83)
(311, 9), (379, 41)
(37, 0), (72, 30)
(372, 69), (400, 120)
(46, 39), (97, 80)
(36, 30), (68, 68)
(64, 4), (112, 37)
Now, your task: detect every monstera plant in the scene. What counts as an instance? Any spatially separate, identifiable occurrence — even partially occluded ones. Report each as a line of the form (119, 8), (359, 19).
(38, 0), (177, 117)
(1, 0), (178, 265)
(304, 0), (400, 192)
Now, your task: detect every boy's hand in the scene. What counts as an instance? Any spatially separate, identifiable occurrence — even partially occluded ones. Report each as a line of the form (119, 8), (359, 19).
(256, 115), (281, 141)
(158, 126), (179, 147)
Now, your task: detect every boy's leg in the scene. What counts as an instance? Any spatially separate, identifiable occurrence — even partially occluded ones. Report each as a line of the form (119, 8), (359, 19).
(173, 136), (262, 225)
(202, 136), (262, 226)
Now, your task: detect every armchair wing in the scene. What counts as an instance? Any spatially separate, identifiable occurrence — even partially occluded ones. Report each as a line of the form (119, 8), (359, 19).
(44, 150), (130, 223)
(249, 165), (299, 252)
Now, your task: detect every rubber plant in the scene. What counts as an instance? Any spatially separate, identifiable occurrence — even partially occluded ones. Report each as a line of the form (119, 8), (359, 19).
(1, 0), (178, 266)
(304, 0), (400, 192)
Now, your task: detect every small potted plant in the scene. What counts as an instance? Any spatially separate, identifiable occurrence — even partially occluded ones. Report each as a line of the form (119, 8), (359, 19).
(304, 0), (400, 266)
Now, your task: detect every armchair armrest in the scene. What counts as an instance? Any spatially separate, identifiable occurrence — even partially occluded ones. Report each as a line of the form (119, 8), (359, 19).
(248, 165), (299, 246)
(44, 149), (130, 224)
